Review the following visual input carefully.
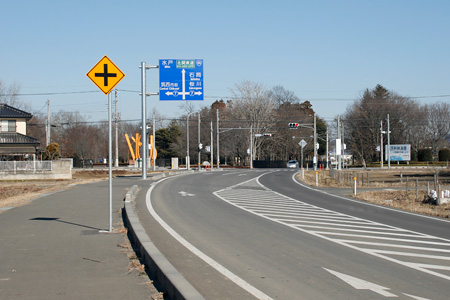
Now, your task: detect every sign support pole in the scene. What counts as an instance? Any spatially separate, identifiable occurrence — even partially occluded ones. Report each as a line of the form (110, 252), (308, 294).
(108, 92), (113, 232)
(140, 62), (158, 179)
(141, 62), (148, 179)
(86, 55), (125, 233)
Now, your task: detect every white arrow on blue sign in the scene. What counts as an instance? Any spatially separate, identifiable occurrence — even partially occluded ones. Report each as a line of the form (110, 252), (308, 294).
(159, 59), (204, 101)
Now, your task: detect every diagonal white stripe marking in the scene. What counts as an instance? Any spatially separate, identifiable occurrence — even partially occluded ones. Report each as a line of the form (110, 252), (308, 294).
(214, 174), (450, 282)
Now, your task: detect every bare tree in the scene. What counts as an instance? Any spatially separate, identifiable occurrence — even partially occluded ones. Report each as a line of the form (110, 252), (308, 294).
(229, 81), (276, 162)
(424, 102), (450, 157)
(268, 85), (299, 106)
(0, 80), (30, 110)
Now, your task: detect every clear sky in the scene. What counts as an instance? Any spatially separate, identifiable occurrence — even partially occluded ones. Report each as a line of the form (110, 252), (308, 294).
(1, 0), (449, 124)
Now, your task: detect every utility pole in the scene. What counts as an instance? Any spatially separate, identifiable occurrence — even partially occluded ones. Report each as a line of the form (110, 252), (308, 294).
(210, 121), (214, 169)
(114, 90), (119, 168)
(187, 113), (191, 170)
(380, 120), (384, 168)
(337, 115), (342, 170)
(387, 114), (391, 169)
(313, 113), (317, 170)
(141, 62), (149, 179)
(342, 122), (345, 168)
(216, 109), (220, 169)
(250, 125), (253, 169)
(326, 128), (329, 170)
(198, 112), (201, 170)
(46, 99), (50, 147)
(152, 112), (156, 171)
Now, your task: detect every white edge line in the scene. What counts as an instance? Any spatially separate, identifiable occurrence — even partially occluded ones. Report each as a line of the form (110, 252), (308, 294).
(146, 176), (274, 300)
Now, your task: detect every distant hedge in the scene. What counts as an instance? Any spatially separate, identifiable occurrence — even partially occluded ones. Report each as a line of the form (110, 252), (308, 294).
(439, 148), (450, 161)
(418, 148), (433, 161)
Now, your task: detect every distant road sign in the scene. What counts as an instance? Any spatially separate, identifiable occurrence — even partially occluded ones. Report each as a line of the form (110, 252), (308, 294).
(299, 139), (307, 148)
(159, 59), (203, 100)
(87, 56), (125, 95)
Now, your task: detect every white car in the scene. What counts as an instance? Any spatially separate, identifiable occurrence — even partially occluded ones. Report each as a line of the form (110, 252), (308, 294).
(286, 160), (299, 168)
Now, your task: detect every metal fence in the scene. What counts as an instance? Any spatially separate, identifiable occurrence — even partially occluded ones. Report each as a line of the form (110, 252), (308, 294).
(0, 161), (52, 173)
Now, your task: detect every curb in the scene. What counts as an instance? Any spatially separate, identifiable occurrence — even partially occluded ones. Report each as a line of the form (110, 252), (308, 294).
(123, 184), (205, 300)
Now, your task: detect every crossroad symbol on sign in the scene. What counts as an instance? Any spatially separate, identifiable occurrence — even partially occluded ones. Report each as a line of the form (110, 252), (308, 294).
(87, 55), (125, 95)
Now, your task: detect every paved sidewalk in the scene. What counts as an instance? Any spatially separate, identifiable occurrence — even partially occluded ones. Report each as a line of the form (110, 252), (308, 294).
(0, 177), (156, 300)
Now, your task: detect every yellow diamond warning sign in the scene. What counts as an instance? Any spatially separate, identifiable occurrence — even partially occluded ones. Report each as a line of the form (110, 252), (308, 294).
(87, 55), (125, 95)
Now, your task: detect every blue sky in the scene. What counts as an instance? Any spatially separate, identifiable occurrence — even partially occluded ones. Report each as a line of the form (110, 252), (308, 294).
(1, 0), (449, 123)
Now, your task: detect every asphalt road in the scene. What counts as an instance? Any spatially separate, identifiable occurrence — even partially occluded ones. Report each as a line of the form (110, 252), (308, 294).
(140, 169), (450, 300)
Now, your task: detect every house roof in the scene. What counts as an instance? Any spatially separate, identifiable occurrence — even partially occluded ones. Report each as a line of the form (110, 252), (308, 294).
(0, 103), (33, 120)
(0, 133), (40, 145)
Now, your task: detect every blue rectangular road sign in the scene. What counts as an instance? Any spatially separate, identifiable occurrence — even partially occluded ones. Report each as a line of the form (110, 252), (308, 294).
(159, 59), (203, 100)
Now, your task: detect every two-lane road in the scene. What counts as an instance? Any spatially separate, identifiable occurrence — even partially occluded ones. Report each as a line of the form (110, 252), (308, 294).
(141, 169), (450, 299)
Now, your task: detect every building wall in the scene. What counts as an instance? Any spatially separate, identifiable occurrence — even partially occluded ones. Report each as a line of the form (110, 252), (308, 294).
(0, 159), (72, 180)
(0, 118), (27, 134)
(16, 119), (26, 135)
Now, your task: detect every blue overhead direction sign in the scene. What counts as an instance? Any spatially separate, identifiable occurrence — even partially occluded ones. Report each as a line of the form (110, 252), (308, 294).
(159, 59), (203, 101)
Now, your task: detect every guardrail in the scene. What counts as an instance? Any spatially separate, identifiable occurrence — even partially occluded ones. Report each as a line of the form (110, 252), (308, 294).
(0, 161), (52, 173)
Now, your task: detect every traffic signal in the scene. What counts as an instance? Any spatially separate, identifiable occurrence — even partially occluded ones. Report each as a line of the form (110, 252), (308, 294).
(288, 123), (299, 129)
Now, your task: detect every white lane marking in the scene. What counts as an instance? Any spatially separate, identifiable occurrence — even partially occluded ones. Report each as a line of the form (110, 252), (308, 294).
(402, 293), (431, 300)
(324, 268), (398, 297)
(213, 174), (450, 282)
(291, 172), (450, 225)
(146, 178), (274, 300)
(178, 191), (195, 197)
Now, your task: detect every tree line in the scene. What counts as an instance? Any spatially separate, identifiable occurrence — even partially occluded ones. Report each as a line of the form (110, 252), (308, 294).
(343, 84), (450, 165)
(2, 80), (449, 166)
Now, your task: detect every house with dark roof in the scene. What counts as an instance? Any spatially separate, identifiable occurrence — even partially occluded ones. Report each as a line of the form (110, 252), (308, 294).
(0, 103), (40, 159)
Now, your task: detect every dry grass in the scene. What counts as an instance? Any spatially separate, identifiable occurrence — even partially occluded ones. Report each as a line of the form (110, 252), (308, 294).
(116, 220), (164, 299)
(0, 169), (145, 212)
(299, 169), (450, 219)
